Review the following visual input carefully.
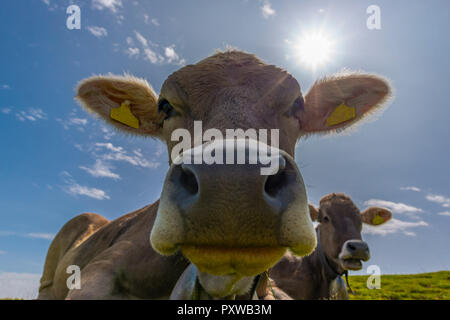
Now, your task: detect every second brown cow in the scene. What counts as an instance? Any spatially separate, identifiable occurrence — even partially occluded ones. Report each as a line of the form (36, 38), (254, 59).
(259, 193), (392, 300)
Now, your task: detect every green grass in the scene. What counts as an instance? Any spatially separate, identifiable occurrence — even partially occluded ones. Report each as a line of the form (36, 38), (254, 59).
(348, 271), (450, 300)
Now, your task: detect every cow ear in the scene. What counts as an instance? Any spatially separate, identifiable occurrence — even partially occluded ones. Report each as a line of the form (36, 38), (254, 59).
(361, 207), (392, 225)
(297, 72), (392, 134)
(76, 74), (164, 136)
(308, 204), (319, 222)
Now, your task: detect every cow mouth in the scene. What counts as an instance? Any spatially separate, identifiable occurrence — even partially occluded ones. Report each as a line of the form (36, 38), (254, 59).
(181, 245), (287, 276)
(340, 258), (363, 271)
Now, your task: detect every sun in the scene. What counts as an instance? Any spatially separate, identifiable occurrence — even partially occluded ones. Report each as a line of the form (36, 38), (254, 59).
(292, 31), (335, 70)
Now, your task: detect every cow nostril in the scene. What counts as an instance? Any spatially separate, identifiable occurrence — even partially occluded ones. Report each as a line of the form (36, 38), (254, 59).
(347, 243), (356, 251)
(179, 165), (199, 195)
(264, 156), (288, 197)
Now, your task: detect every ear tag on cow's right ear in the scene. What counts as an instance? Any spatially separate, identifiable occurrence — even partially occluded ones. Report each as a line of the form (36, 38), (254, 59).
(372, 214), (385, 225)
(326, 102), (356, 127)
(110, 100), (139, 129)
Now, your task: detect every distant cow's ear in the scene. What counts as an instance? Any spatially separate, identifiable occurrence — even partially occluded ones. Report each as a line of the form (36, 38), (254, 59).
(361, 207), (392, 225)
(76, 74), (164, 136)
(297, 72), (392, 134)
(309, 204), (319, 222)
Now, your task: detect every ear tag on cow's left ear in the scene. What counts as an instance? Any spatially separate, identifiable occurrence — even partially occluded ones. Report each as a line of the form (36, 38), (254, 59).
(372, 214), (385, 225)
(110, 100), (139, 129)
(326, 102), (356, 127)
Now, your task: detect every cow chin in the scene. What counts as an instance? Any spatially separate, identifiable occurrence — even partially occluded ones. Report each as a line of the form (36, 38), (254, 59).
(150, 198), (317, 277)
(339, 258), (363, 271)
(181, 245), (287, 276)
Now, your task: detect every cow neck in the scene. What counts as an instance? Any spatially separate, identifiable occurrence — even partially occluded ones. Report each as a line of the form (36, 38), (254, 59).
(316, 227), (342, 281)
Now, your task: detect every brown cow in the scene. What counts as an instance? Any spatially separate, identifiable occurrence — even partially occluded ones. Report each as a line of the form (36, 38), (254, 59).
(38, 50), (391, 299)
(259, 193), (392, 300)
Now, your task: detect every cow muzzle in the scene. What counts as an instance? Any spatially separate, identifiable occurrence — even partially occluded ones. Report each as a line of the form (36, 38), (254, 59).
(150, 139), (316, 277)
(338, 240), (370, 271)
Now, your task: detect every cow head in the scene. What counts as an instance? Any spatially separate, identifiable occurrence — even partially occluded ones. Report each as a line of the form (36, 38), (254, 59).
(309, 193), (392, 273)
(76, 50), (391, 298)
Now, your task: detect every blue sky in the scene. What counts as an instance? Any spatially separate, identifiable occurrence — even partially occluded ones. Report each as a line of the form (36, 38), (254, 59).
(0, 0), (449, 298)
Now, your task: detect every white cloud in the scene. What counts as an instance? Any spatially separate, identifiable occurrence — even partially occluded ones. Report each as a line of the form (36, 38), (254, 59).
(165, 46), (185, 65)
(56, 117), (87, 131)
(426, 194), (450, 207)
(144, 48), (164, 64)
(67, 183), (110, 200)
(87, 26), (108, 38)
(165, 47), (177, 62)
(151, 18), (160, 26)
(143, 15), (159, 26)
(0, 231), (53, 240)
(261, 1), (276, 19)
(26, 233), (55, 240)
(1, 107), (11, 114)
(95, 142), (122, 153)
(117, 14), (125, 24)
(364, 199), (424, 214)
(69, 118), (88, 126)
(61, 171), (110, 200)
(101, 126), (115, 140)
(132, 30), (182, 65)
(92, 0), (122, 13)
(126, 36), (134, 45)
(1, 84), (10, 90)
(125, 47), (140, 58)
(0, 250), (5, 254)
(80, 159), (120, 180)
(134, 30), (148, 47)
(0, 272), (41, 300)
(16, 108), (47, 122)
(41, 0), (57, 11)
(400, 186), (421, 192)
(155, 143), (164, 157)
(363, 218), (428, 237)
(95, 142), (160, 169)
(438, 211), (450, 216)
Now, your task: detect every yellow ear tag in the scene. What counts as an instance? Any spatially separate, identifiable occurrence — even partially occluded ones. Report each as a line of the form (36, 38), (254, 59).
(372, 214), (384, 226)
(110, 101), (139, 129)
(326, 102), (356, 127)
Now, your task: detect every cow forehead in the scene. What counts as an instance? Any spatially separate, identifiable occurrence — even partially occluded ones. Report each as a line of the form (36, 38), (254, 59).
(162, 51), (301, 113)
(320, 194), (361, 220)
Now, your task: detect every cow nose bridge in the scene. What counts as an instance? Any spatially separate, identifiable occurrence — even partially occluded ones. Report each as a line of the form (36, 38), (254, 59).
(343, 240), (370, 261)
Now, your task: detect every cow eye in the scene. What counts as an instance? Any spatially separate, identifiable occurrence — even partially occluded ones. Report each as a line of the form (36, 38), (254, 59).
(285, 96), (305, 117)
(158, 99), (176, 120)
(322, 216), (330, 223)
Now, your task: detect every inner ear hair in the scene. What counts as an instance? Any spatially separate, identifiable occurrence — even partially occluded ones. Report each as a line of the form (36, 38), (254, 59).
(308, 204), (319, 222)
(300, 71), (393, 135)
(75, 74), (163, 136)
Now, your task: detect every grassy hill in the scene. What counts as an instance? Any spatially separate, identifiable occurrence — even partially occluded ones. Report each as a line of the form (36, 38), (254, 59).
(348, 271), (449, 300)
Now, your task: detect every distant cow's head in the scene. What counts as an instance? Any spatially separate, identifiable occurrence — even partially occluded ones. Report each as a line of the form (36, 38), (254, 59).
(76, 50), (391, 297)
(309, 193), (392, 273)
